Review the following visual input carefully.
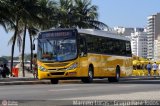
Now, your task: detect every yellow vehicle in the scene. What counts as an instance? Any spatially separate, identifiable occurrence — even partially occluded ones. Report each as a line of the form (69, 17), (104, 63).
(132, 58), (160, 76)
(132, 60), (148, 76)
(36, 28), (133, 84)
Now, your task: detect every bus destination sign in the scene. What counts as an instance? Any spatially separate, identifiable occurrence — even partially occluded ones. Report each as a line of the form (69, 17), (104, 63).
(40, 31), (73, 39)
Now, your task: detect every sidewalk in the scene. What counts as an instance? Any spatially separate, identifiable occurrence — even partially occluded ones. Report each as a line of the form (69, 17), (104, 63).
(0, 69), (50, 86)
(123, 76), (160, 80)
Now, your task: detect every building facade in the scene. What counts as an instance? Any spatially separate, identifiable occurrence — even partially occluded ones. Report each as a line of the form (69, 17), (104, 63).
(114, 26), (134, 36)
(131, 32), (148, 58)
(147, 13), (160, 60)
(154, 35), (160, 61)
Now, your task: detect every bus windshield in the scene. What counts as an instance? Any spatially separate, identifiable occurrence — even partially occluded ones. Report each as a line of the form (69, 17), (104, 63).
(38, 37), (77, 62)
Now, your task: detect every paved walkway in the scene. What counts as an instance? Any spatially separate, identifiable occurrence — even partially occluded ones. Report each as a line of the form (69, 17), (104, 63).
(18, 70), (34, 78)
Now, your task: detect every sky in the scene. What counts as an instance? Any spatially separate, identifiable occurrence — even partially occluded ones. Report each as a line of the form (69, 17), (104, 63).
(0, 0), (160, 57)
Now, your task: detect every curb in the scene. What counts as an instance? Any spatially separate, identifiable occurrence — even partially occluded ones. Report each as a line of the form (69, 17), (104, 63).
(0, 78), (51, 86)
(0, 78), (36, 82)
(121, 76), (160, 81)
(0, 76), (160, 86)
(0, 80), (50, 86)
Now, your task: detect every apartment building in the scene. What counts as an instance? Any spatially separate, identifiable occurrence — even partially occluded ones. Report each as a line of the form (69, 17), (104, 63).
(114, 26), (134, 36)
(147, 13), (160, 59)
(154, 35), (160, 61)
(131, 32), (148, 58)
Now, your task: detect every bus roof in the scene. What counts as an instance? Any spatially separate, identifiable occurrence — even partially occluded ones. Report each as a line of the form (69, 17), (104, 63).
(39, 28), (130, 41)
(77, 29), (130, 41)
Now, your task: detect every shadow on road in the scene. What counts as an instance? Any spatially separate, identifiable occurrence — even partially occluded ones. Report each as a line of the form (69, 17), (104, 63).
(59, 77), (160, 84)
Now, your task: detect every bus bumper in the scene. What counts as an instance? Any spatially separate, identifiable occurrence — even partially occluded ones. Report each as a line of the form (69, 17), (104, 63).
(38, 70), (79, 80)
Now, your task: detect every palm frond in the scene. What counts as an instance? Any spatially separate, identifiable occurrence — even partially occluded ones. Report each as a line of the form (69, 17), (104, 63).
(8, 35), (15, 45)
(88, 20), (109, 30)
(17, 31), (22, 52)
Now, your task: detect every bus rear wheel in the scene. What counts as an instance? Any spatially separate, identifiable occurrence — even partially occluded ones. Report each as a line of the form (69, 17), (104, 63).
(108, 67), (120, 82)
(81, 66), (93, 83)
(50, 79), (59, 84)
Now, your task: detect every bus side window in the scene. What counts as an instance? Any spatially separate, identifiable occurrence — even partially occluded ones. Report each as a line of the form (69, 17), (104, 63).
(79, 37), (87, 56)
(126, 42), (131, 56)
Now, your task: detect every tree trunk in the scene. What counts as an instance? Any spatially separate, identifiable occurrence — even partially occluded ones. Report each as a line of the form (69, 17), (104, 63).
(22, 24), (27, 77)
(10, 20), (19, 76)
(29, 32), (33, 71)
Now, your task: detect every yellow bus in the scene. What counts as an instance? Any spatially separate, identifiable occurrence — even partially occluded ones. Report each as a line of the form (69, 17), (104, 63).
(36, 28), (133, 84)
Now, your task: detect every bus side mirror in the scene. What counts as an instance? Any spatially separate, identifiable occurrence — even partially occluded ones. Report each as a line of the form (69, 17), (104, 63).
(32, 44), (35, 50)
(80, 51), (87, 57)
(80, 52), (84, 57)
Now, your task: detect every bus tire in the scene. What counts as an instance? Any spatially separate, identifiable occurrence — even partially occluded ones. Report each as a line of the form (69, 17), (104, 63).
(108, 67), (120, 82)
(50, 79), (59, 84)
(81, 66), (93, 83)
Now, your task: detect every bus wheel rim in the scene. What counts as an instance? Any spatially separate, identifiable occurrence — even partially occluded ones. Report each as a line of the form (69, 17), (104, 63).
(116, 72), (119, 79)
(89, 71), (93, 79)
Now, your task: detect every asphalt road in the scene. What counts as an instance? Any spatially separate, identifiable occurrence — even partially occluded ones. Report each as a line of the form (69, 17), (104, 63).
(0, 78), (160, 106)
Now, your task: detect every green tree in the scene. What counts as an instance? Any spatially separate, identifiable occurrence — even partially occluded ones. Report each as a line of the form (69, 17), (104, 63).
(20, 0), (57, 77)
(0, 0), (14, 32)
(0, 0), (16, 77)
(6, 0), (32, 77)
(27, 0), (57, 72)
(5, 0), (50, 77)
(6, 0), (57, 77)
(56, 0), (108, 29)
(28, 27), (38, 71)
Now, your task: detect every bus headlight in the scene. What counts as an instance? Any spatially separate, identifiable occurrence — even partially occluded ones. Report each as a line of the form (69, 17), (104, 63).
(38, 66), (46, 71)
(66, 63), (78, 70)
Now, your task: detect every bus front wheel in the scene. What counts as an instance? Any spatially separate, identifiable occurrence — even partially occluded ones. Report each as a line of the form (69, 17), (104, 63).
(81, 66), (93, 83)
(50, 79), (59, 84)
(108, 67), (120, 82)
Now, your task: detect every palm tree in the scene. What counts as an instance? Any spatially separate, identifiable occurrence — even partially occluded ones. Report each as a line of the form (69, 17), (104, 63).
(10, 20), (20, 77)
(28, 26), (38, 71)
(73, 0), (109, 29)
(5, 0), (29, 77)
(0, 0), (17, 76)
(19, 0), (45, 77)
(1, 0), (21, 76)
(56, 0), (108, 30)
(56, 0), (73, 28)
(20, 0), (57, 76)
(37, 0), (58, 30)
(6, 0), (41, 77)
(0, 0), (14, 32)
(27, 0), (58, 72)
